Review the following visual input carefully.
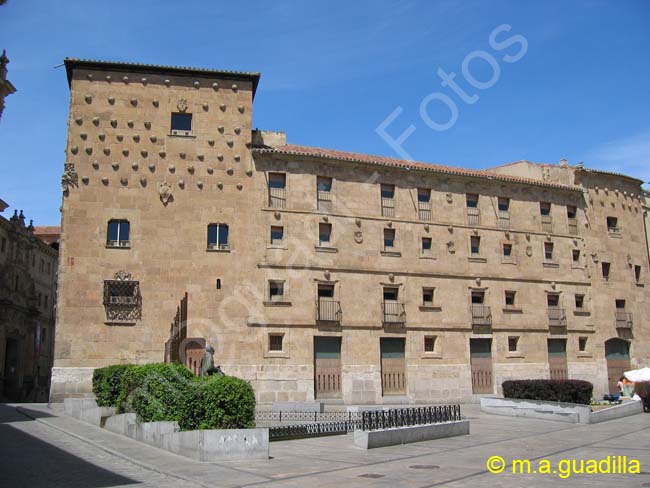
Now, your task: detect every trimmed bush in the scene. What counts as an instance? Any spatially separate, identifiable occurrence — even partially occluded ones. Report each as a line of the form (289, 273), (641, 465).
(117, 363), (195, 421)
(91, 362), (257, 430)
(92, 364), (134, 407)
(502, 379), (593, 405)
(179, 375), (256, 431)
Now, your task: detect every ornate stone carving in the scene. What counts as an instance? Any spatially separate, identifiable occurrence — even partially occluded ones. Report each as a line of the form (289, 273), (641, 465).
(61, 163), (79, 194)
(159, 181), (173, 206)
(354, 231), (363, 244)
(176, 99), (188, 112)
(446, 193), (453, 203)
(446, 241), (455, 253)
(526, 245), (533, 257)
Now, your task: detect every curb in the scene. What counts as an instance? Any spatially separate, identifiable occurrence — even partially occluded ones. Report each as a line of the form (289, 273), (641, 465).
(15, 405), (211, 488)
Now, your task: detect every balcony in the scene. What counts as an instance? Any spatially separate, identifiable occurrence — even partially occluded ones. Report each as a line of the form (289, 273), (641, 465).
(471, 304), (492, 327)
(382, 301), (405, 325)
(467, 207), (480, 226)
(568, 218), (578, 235)
(547, 307), (567, 327)
(498, 210), (510, 229)
(381, 198), (395, 217)
(615, 311), (633, 329)
(541, 215), (553, 233)
(268, 187), (286, 209)
(316, 298), (342, 323)
(418, 201), (432, 221)
(317, 190), (332, 213)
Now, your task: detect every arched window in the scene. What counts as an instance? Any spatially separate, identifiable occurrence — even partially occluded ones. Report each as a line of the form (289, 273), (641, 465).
(207, 224), (229, 250)
(107, 220), (130, 247)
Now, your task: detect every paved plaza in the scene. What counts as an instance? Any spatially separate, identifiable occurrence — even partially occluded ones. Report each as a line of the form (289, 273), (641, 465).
(1, 403), (650, 488)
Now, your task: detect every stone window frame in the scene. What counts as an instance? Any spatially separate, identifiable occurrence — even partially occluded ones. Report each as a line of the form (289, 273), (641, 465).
(634, 264), (643, 286)
(106, 219), (131, 249)
(419, 286), (441, 311)
(468, 233), (486, 263)
(421, 334), (442, 359)
(503, 289), (522, 314)
(542, 239), (559, 268)
(419, 235), (436, 260)
(170, 112), (193, 137)
(316, 221), (337, 253)
(264, 279), (291, 307)
(573, 292), (591, 316)
(506, 335), (524, 358)
(267, 172), (287, 209)
(268, 224), (287, 249)
(316, 175), (334, 213)
(206, 222), (230, 252)
(500, 239), (516, 265)
(380, 226), (401, 257)
(264, 332), (289, 359)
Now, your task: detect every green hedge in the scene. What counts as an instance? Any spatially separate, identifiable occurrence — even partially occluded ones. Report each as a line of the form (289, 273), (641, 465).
(502, 379), (593, 405)
(91, 363), (256, 430)
(92, 364), (134, 407)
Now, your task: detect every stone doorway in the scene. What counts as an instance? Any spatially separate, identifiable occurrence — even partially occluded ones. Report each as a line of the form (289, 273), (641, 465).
(313, 336), (342, 399)
(380, 338), (406, 395)
(547, 338), (568, 380)
(605, 338), (631, 394)
(470, 338), (493, 394)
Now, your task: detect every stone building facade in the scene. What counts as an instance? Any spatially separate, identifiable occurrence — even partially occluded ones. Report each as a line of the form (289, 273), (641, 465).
(52, 59), (650, 404)
(0, 50), (16, 123)
(0, 203), (58, 401)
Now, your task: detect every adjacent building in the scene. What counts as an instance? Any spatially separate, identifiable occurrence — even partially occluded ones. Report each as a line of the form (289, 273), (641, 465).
(52, 59), (650, 404)
(0, 202), (58, 401)
(0, 50), (16, 123)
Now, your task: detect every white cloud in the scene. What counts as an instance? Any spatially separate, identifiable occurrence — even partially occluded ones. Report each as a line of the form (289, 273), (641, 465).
(586, 129), (650, 184)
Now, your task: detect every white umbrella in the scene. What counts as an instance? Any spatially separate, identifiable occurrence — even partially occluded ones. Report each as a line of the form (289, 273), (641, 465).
(624, 367), (650, 382)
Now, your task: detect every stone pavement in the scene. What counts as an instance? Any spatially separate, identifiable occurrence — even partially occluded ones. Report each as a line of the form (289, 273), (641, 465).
(2, 403), (650, 488)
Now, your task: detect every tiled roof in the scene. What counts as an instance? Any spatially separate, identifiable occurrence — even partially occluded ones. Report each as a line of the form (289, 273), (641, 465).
(33, 226), (61, 236)
(64, 58), (261, 96)
(253, 144), (582, 191)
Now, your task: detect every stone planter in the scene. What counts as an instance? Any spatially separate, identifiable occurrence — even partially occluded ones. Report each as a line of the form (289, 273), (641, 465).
(480, 397), (643, 424)
(63, 398), (116, 426)
(354, 420), (469, 449)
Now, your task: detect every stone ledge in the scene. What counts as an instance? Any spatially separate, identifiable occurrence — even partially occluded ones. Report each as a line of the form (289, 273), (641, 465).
(480, 396), (644, 424)
(353, 420), (469, 449)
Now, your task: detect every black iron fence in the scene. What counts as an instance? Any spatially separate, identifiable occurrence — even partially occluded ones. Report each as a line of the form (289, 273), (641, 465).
(361, 406), (461, 431)
(264, 405), (462, 441)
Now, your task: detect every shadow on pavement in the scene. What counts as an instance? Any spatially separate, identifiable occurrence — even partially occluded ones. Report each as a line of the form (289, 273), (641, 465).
(0, 421), (139, 487)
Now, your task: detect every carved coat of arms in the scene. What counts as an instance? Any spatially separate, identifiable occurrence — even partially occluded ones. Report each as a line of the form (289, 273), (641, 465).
(176, 99), (188, 112)
(61, 163), (79, 194)
(159, 181), (173, 206)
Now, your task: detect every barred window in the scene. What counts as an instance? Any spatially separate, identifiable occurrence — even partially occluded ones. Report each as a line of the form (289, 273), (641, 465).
(103, 272), (141, 323)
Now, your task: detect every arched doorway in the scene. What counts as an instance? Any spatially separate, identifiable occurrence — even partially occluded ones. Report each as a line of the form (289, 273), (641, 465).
(605, 338), (631, 394)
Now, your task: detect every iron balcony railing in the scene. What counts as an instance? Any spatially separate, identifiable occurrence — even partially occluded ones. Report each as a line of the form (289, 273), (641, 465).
(268, 187), (286, 209)
(316, 298), (342, 323)
(498, 210), (510, 229)
(568, 218), (578, 235)
(106, 240), (130, 248)
(317, 190), (332, 212)
(547, 307), (567, 326)
(207, 243), (230, 251)
(381, 198), (395, 217)
(418, 201), (432, 221)
(382, 301), (406, 324)
(467, 207), (480, 226)
(615, 311), (633, 328)
(541, 215), (553, 233)
(471, 304), (492, 326)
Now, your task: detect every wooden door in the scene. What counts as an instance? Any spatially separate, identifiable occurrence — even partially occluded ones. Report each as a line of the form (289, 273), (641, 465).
(547, 339), (568, 380)
(605, 339), (631, 394)
(380, 338), (406, 395)
(470, 339), (493, 394)
(314, 337), (342, 398)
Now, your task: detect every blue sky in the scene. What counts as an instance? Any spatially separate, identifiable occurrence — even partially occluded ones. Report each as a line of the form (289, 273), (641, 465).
(1, 0), (649, 225)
